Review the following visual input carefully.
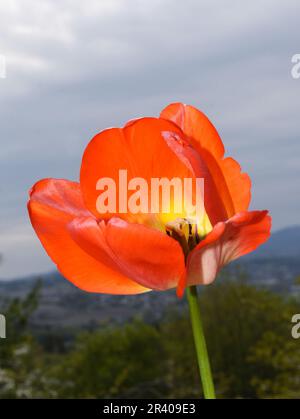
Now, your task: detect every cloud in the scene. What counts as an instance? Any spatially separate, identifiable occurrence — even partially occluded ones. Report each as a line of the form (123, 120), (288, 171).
(0, 0), (299, 278)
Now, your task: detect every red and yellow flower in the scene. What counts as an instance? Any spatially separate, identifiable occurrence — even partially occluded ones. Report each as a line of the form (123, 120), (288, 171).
(28, 103), (271, 297)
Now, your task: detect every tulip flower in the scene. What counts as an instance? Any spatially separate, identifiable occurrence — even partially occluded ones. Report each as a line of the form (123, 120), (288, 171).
(28, 103), (271, 399)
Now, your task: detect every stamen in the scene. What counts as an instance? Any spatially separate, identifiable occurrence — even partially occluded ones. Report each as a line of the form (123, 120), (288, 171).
(165, 219), (190, 260)
(195, 224), (200, 244)
(165, 217), (200, 259)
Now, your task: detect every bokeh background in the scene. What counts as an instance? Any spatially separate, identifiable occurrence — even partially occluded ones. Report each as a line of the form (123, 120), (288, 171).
(0, 0), (300, 399)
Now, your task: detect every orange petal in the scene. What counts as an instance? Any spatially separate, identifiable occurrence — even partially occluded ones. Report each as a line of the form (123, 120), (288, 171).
(28, 178), (148, 295)
(186, 210), (272, 287)
(160, 103), (251, 222)
(80, 117), (197, 225)
(69, 217), (185, 291)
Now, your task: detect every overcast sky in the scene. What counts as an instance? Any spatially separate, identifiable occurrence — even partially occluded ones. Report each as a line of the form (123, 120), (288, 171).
(0, 0), (299, 279)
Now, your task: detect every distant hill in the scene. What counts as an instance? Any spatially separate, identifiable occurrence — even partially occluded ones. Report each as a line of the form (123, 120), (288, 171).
(0, 226), (299, 333)
(0, 271), (184, 332)
(248, 225), (300, 259)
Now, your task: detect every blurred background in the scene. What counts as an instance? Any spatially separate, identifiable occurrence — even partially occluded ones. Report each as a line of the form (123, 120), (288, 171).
(0, 0), (299, 398)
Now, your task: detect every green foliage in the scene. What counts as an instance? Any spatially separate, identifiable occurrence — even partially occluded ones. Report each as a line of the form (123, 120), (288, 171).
(47, 320), (167, 398)
(248, 331), (300, 398)
(0, 281), (45, 398)
(1, 277), (300, 399)
(200, 279), (298, 398)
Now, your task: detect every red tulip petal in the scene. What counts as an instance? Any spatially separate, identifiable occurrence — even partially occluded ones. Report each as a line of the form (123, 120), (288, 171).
(161, 102), (225, 158)
(186, 210), (271, 286)
(106, 218), (186, 290)
(80, 117), (197, 226)
(160, 103), (251, 222)
(70, 216), (185, 291)
(28, 178), (149, 294)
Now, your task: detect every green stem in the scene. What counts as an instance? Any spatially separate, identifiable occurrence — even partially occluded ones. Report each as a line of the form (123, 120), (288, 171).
(187, 285), (216, 399)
